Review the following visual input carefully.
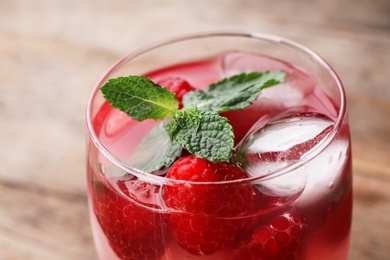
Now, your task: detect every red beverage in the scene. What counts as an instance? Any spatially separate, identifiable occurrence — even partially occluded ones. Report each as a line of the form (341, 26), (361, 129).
(86, 32), (352, 259)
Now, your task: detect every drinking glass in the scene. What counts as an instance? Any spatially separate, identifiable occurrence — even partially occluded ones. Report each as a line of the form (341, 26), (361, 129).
(86, 31), (352, 260)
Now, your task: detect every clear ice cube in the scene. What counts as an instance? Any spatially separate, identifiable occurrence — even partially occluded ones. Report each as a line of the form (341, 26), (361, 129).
(220, 51), (316, 108)
(233, 113), (334, 200)
(235, 113), (334, 174)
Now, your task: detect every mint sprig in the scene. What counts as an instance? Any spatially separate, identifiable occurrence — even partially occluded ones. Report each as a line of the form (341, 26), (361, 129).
(100, 71), (286, 172)
(167, 107), (234, 162)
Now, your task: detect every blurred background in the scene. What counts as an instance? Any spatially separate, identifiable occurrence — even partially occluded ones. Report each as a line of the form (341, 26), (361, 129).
(0, 0), (389, 259)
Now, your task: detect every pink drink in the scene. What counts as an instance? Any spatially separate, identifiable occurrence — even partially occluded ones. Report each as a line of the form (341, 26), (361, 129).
(86, 33), (352, 260)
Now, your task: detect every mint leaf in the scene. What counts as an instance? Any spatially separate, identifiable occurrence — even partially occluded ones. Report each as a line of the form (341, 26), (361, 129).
(125, 123), (182, 172)
(100, 76), (178, 121)
(167, 107), (234, 162)
(183, 71), (286, 112)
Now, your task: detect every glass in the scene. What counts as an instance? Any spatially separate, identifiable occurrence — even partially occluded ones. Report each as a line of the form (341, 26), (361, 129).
(86, 31), (352, 259)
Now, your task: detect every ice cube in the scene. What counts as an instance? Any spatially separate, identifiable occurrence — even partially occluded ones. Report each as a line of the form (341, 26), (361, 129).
(233, 113), (334, 200)
(235, 113), (334, 172)
(220, 51), (316, 108)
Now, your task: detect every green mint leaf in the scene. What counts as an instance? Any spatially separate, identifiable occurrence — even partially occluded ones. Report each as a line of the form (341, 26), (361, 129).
(100, 76), (178, 121)
(125, 123), (182, 173)
(167, 107), (234, 162)
(183, 71), (286, 113)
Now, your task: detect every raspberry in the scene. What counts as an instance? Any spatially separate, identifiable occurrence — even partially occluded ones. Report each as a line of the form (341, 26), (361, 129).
(163, 156), (258, 255)
(92, 178), (168, 259)
(157, 77), (196, 109)
(235, 210), (304, 260)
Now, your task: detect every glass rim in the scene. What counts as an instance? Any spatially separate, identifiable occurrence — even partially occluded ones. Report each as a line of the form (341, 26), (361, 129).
(86, 30), (347, 185)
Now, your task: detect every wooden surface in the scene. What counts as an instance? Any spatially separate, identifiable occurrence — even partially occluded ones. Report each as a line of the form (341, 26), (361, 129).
(1, 0), (389, 259)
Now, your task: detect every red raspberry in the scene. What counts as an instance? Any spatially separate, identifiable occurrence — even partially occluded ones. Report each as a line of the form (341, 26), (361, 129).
(163, 156), (258, 255)
(157, 77), (196, 108)
(235, 210), (304, 260)
(92, 178), (168, 259)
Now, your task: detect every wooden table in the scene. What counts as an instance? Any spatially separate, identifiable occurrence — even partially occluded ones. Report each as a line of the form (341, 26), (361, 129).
(1, 0), (389, 259)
